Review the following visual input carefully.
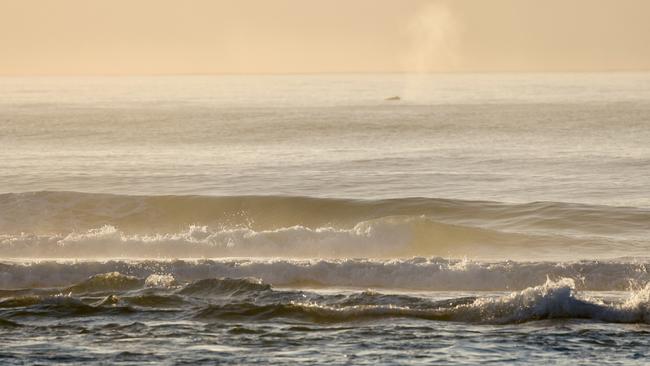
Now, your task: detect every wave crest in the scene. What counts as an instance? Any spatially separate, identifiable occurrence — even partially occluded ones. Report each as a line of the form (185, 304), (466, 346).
(65, 272), (143, 294)
(2, 192), (648, 261)
(193, 278), (650, 324)
(178, 277), (271, 297)
(2, 272), (650, 325)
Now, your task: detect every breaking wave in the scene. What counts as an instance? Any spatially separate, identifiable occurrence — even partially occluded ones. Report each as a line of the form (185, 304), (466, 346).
(193, 278), (650, 324)
(0, 220), (547, 259)
(2, 191), (648, 236)
(1, 191), (647, 261)
(1, 274), (650, 325)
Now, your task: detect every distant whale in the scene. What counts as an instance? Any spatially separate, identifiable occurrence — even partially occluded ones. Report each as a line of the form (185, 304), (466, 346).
(385, 96), (401, 101)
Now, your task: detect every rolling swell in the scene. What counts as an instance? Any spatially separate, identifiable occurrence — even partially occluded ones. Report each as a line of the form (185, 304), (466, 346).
(0, 218), (550, 259)
(2, 191), (649, 327)
(0, 191), (648, 260)
(1, 191), (648, 236)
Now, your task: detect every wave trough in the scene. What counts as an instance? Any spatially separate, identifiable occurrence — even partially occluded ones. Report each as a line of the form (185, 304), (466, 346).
(1, 258), (650, 291)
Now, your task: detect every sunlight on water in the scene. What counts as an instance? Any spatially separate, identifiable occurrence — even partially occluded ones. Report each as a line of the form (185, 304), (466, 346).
(1, 74), (649, 364)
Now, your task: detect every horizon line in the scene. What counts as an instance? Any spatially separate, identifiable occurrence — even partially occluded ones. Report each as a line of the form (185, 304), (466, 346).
(1, 69), (650, 78)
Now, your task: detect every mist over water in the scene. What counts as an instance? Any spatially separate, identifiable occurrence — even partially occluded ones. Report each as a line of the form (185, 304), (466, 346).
(1, 74), (650, 364)
(406, 4), (460, 72)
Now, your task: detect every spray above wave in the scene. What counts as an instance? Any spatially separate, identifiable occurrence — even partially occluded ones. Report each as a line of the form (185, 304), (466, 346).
(1, 191), (648, 260)
(1, 221), (645, 261)
(2, 191), (648, 236)
(0, 219), (549, 260)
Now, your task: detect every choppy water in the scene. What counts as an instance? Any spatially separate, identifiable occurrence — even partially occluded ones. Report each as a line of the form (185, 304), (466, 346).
(1, 74), (649, 364)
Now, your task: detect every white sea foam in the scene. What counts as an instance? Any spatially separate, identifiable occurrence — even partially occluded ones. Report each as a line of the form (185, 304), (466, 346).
(448, 278), (650, 324)
(144, 274), (177, 288)
(281, 278), (650, 324)
(1, 220), (644, 262)
(2, 192), (648, 262)
(1, 258), (649, 291)
(0, 219), (520, 259)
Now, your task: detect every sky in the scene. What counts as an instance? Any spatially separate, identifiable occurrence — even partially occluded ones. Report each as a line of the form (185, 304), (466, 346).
(1, 0), (649, 75)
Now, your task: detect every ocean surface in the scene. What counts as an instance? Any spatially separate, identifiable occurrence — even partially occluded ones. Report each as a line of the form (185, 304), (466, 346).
(1, 73), (649, 364)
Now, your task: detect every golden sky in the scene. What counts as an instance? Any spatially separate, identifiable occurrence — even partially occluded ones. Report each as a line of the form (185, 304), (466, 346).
(1, 0), (649, 75)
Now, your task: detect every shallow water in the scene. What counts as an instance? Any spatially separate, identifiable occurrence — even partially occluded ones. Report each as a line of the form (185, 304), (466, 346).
(1, 274), (650, 365)
(1, 74), (649, 364)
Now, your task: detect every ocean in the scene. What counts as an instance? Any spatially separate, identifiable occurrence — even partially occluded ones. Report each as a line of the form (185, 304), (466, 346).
(1, 73), (649, 364)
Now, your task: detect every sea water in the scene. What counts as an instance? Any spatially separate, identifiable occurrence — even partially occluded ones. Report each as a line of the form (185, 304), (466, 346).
(1, 73), (649, 364)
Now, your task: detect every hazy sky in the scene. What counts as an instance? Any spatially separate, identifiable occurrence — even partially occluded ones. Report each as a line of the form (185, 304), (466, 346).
(1, 0), (649, 75)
